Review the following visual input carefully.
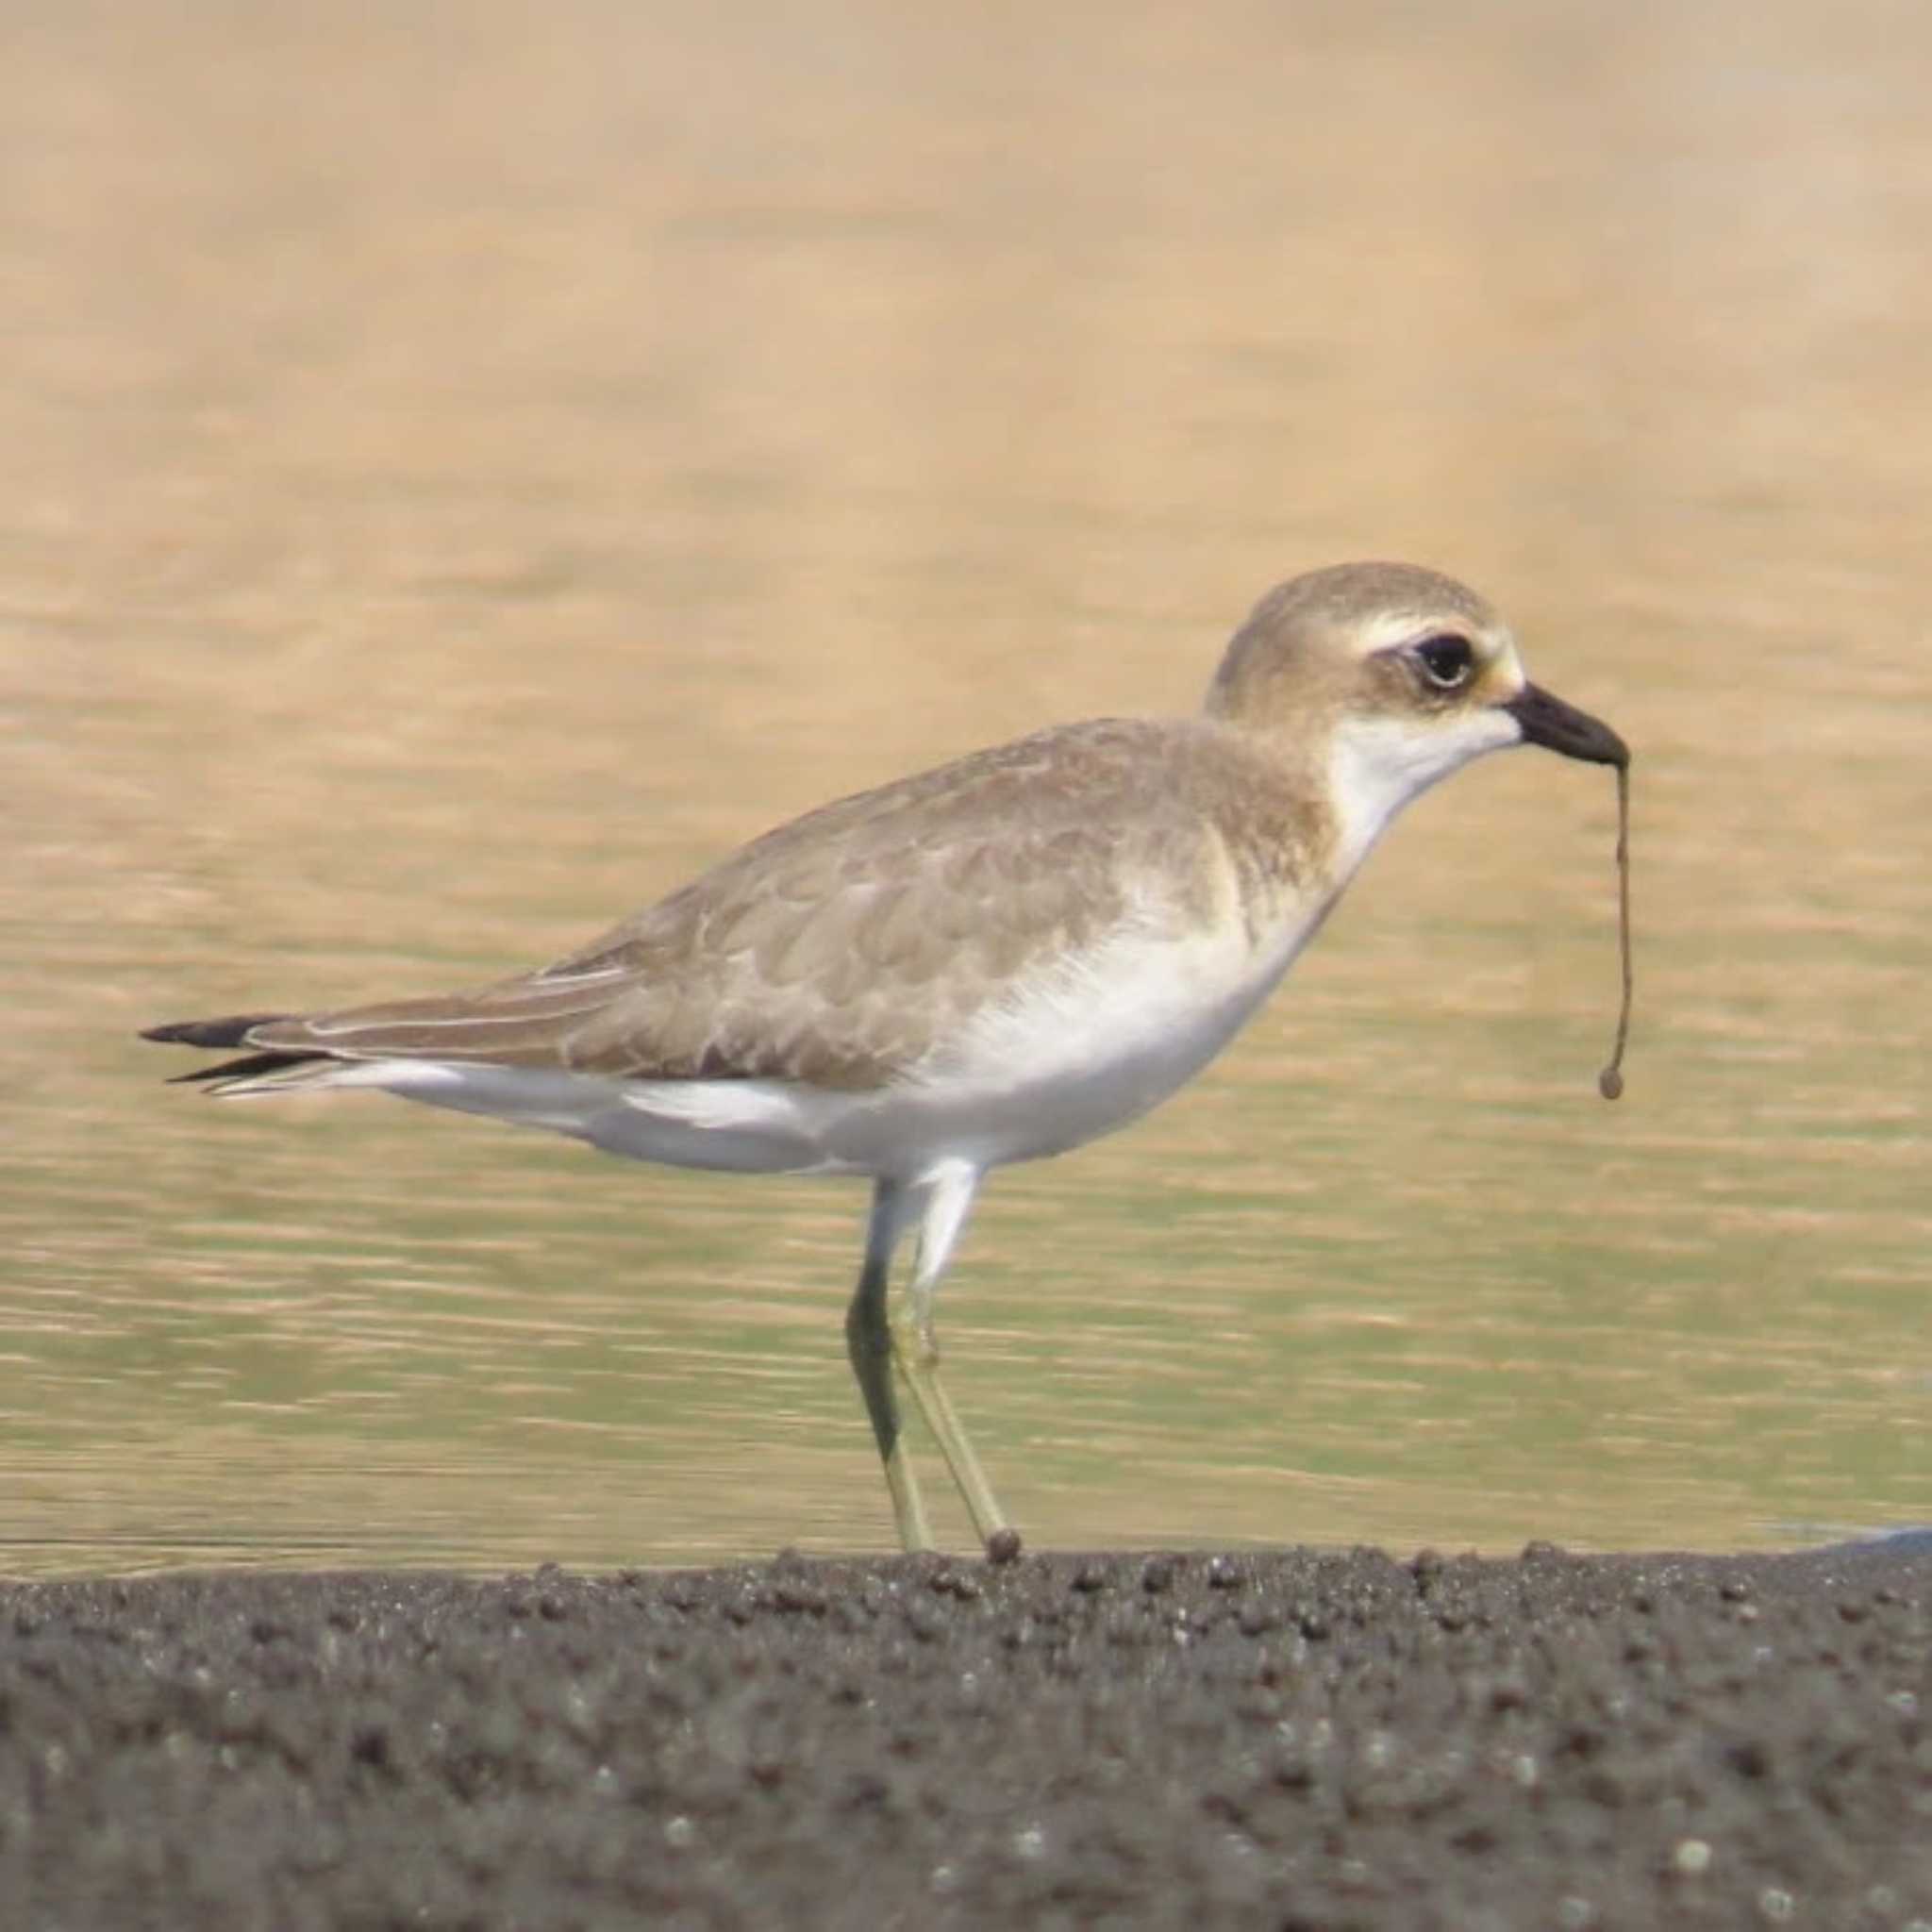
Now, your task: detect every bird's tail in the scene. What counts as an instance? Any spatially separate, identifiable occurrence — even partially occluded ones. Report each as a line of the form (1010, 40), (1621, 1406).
(140, 1014), (331, 1092)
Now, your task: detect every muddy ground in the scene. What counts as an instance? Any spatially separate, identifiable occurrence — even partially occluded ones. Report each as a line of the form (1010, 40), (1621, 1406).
(4, 1540), (1929, 1929)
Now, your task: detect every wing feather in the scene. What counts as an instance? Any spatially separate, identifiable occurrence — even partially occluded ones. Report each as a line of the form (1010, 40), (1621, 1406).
(208, 718), (1292, 1089)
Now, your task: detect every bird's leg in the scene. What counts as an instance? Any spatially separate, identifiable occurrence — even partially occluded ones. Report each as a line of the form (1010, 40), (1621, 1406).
(889, 1162), (1015, 1555)
(845, 1178), (933, 1553)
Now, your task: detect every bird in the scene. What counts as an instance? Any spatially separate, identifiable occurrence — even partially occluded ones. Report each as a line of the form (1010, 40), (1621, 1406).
(144, 561), (1630, 1561)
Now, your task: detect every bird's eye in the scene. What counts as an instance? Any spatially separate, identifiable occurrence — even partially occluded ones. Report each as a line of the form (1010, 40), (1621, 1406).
(1414, 633), (1475, 690)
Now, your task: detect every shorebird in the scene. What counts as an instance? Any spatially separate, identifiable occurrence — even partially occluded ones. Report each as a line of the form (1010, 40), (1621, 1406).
(145, 561), (1630, 1560)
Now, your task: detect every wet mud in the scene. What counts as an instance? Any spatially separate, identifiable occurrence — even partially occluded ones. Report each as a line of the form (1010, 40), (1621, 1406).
(4, 1540), (1929, 1929)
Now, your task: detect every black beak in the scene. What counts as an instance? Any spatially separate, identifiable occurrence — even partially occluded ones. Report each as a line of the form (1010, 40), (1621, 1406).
(1506, 683), (1629, 768)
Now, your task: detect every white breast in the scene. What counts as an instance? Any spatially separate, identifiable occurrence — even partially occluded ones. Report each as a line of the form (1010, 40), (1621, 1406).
(830, 893), (1332, 1175)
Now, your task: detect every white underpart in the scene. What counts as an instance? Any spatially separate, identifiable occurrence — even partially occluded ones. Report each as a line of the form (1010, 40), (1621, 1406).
(876, 901), (1326, 1173)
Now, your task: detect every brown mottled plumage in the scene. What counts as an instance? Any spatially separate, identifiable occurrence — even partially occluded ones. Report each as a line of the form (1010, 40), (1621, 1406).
(228, 717), (1336, 1091)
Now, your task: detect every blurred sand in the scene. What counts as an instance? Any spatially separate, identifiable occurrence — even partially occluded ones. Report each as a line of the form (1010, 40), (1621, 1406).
(5, 1541), (1930, 1927)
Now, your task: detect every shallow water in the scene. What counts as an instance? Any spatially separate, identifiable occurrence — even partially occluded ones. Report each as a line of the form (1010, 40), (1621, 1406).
(4, 0), (1929, 1573)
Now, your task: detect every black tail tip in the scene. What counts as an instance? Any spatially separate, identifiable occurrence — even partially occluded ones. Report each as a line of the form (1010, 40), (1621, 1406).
(167, 1048), (323, 1086)
(141, 1013), (291, 1049)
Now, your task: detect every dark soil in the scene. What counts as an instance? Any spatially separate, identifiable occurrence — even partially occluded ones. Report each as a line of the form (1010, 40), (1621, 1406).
(5, 1540), (1930, 1929)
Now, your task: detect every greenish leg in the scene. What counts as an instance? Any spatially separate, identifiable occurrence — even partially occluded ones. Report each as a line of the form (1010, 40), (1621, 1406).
(891, 1162), (1014, 1552)
(891, 1300), (1012, 1551)
(845, 1178), (934, 1553)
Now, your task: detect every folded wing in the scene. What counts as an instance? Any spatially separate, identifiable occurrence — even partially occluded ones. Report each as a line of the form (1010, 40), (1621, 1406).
(148, 720), (1231, 1093)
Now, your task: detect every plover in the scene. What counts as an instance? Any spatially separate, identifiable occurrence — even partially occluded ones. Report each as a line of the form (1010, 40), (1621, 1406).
(145, 561), (1631, 1559)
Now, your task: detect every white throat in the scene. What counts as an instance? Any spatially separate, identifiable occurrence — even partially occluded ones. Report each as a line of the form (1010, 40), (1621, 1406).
(1325, 707), (1523, 881)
